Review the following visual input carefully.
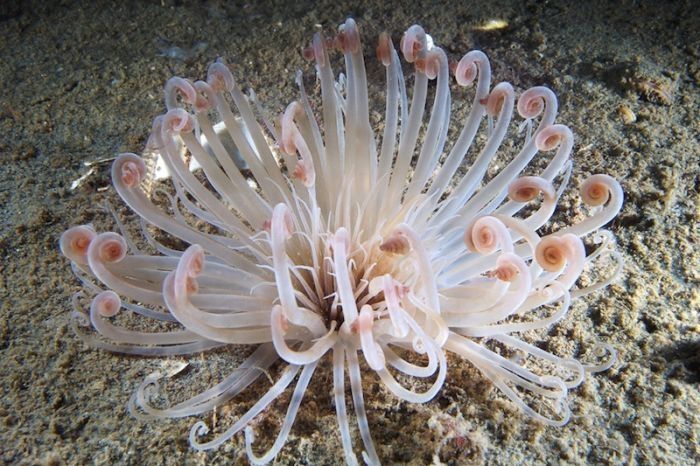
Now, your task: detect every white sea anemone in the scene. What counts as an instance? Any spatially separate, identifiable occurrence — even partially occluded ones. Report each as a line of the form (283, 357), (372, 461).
(60, 18), (623, 465)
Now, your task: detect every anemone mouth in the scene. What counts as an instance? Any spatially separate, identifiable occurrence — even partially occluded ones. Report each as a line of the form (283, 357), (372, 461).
(60, 16), (623, 466)
(309, 237), (412, 330)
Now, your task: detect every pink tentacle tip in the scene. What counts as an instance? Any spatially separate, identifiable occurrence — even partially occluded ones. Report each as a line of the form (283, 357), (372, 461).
(93, 233), (128, 263)
(292, 159), (313, 186)
(163, 108), (194, 134)
(376, 32), (393, 67)
(207, 59), (234, 93)
(464, 217), (509, 255)
(164, 77), (197, 109)
(336, 18), (360, 54)
(379, 234), (410, 256)
(180, 246), (205, 296)
(485, 84), (512, 116)
(486, 256), (521, 282)
(517, 88), (547, 119)
(415, 50), (441, 79)
(455, 54), (478, 87)
(115, 153), (147, 188)
(280, 102), (303, 155)
(192, 81), (214, 112)
(383, 276), (410, 303)
(535, 236), (573, 272)
(400, 25), (425, 63)
(508, 176), (556, 202)
(535, 124), (571, 151)
(302, 45), (315, 61)
(92, 290), (121, 318)
(580, 175), (613, 206)
(59, 225), (96, 265)
(175, 245), (205, 298)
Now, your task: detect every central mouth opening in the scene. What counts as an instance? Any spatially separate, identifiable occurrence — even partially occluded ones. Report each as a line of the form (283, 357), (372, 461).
(282, 233), (407, 332)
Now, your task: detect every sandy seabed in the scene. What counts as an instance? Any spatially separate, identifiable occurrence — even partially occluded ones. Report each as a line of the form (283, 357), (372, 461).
(1, 1), (697, 465)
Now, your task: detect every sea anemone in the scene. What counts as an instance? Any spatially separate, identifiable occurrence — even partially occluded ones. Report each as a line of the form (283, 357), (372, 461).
(60, 18), (623, 465)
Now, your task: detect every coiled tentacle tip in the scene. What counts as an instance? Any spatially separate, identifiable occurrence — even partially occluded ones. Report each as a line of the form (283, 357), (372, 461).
(91, 290), (121, 318)
(113, 153), (147, 189)
(59, 225), (96, 265)
(400, 25), (426, 63)
(581, 174), (613, 206)
(207, 59), (234, 92)
(90, 232), (128, 264)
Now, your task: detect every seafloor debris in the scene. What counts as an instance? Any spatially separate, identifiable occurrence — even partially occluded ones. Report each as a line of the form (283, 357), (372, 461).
(156, 37), (208, 62)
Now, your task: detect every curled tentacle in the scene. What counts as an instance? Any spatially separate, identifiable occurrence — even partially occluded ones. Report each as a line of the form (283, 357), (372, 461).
(400, 25), (427, 63)
(581, 174), (616, 206)
(356, 305), (386, 371)
(485, 82), (511, 117)
(207, 58), (235, 93)
(87, 232), (128, 274)
(454, 50), (491, 88)
(164, 77), (197, 110)
(162, 107), (195, 136)
(280, 101), (317, 187)
(582, 342), (618, 373)
(508, 176), (555, 203)
(517, 86), (556, 121)
(464, 216), (514, 255)
(90, 290), (121, 318)
(60, 225), (96, 265)
(113, 152), (147, 190)
(271, 305), (337, 365)
(535, 235), (571, 273)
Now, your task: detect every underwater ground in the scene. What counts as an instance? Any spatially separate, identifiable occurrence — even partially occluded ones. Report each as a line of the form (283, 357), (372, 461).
(0, 0), (697, 464)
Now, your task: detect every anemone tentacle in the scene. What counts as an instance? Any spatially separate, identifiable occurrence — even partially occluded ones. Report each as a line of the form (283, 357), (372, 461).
(61, 17), (623, 465)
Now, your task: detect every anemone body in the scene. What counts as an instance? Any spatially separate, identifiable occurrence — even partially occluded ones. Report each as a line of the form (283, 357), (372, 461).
(60, 18), (623, 465)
